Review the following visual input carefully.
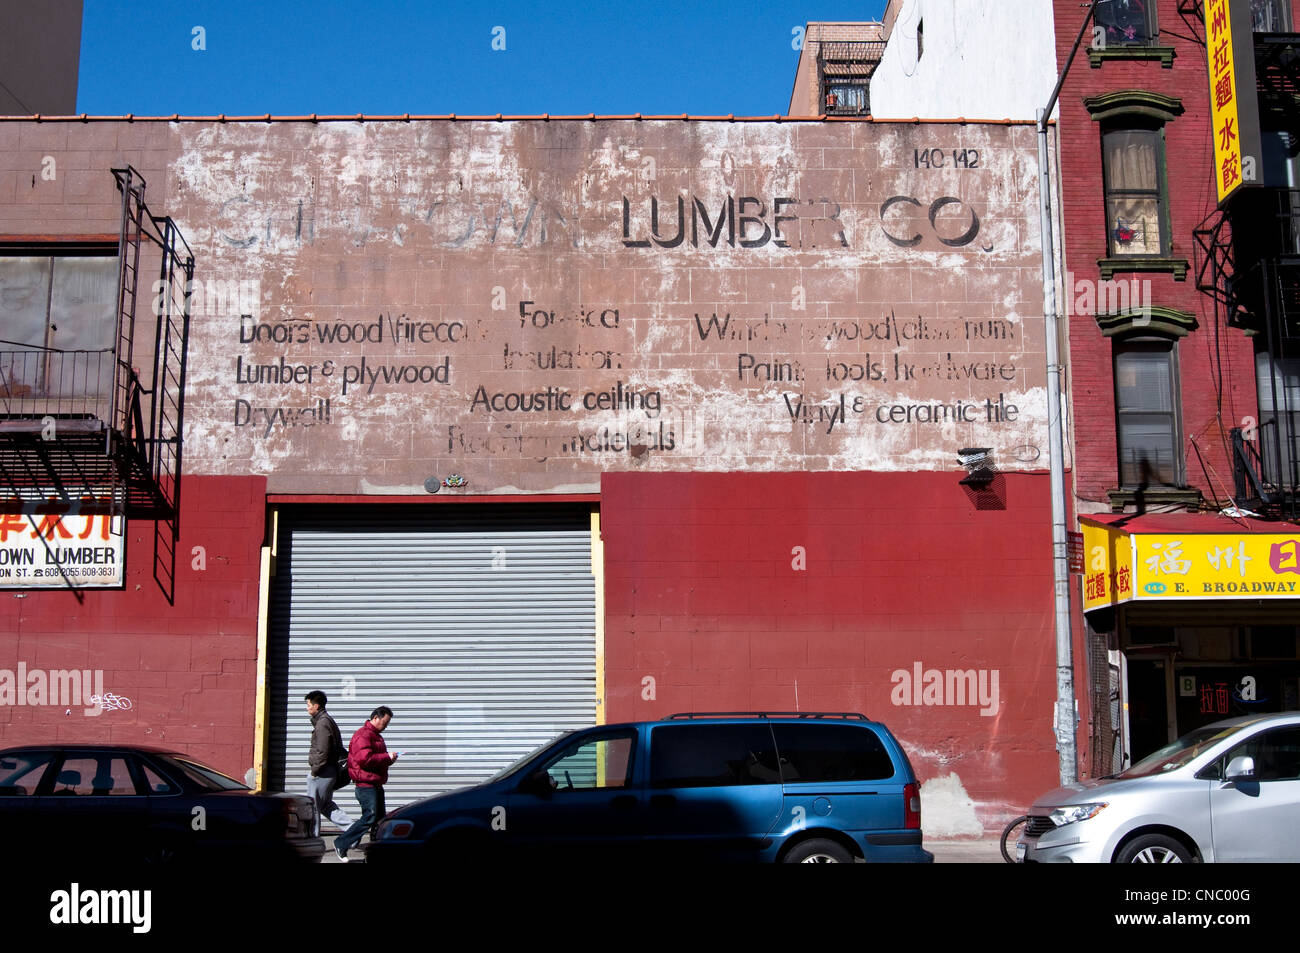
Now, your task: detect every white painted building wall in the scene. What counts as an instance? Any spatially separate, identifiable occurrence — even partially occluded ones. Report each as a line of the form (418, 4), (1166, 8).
(870, 0), (1058, 121)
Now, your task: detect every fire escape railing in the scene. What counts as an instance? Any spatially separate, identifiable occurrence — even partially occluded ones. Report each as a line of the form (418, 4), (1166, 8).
(0, 166), (193, 600)
(1197, 189), (1300, 519)
(0, 348), (114, 422)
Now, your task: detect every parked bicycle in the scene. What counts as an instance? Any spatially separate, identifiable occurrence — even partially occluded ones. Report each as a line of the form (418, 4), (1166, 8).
(1001, 814), (1028, 863)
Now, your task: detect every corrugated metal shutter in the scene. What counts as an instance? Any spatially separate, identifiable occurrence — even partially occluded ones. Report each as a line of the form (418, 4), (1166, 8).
(267, 504), (596, 814)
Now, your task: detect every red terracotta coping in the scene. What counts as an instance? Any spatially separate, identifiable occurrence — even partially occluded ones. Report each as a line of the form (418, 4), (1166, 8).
(4, 113), (1042, 125)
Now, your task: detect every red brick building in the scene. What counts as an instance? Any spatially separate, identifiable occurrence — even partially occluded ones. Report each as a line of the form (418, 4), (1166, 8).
(1054, 0), (1300, 772)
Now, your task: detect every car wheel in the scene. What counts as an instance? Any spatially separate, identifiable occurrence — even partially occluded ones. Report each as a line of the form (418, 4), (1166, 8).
(1115, 834), (1192, 864)
(783, 838), (854, 864)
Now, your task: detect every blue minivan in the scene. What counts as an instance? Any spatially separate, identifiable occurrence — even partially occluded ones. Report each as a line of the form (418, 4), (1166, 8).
(367, 712), (933, 864)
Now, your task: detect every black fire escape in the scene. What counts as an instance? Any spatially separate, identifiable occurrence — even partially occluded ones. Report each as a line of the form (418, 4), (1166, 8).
(0, 167), (193, 600)
(1195, 32), (1300, 520)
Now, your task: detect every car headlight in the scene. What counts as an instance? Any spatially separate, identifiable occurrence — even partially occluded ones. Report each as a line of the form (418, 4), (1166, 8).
(1049, 803), (1108, 827)
(375, 819), (415, 840)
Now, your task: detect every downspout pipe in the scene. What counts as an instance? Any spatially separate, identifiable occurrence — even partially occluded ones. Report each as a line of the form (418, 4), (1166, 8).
(1037, 0), (1098, 786)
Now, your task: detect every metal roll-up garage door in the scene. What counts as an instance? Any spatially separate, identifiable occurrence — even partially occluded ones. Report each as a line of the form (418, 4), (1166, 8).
(267, 504), (597, 812)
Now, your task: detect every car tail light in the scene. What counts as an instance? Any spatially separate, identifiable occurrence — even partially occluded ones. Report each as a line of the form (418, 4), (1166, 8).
(376, 819), (415, 840)
(283, 799), (311, 835)
(904, 782), (921, 830)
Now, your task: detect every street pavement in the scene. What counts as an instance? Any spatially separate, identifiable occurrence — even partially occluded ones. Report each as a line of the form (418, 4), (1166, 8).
(319, 833), (1006, 863)
(925, 838), (1004, 863)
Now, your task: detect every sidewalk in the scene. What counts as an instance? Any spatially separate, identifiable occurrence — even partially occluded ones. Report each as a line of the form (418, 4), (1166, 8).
(321, 833), (357, 863)
(320, 833), (1007, 863)
(926, 838), (1004, 863)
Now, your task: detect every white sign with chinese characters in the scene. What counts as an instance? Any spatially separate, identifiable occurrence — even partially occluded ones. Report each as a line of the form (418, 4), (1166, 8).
(0, 512), (124, 589)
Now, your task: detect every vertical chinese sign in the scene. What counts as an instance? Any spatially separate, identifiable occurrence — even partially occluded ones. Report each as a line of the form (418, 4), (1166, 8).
(1204, 0), (1263, 205)
(1081, 521), (1134, 611)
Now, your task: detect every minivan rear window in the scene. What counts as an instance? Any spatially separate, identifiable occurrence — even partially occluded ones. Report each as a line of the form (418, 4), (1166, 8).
(772, 724), (895, 782)
(650, 724), (781, 788)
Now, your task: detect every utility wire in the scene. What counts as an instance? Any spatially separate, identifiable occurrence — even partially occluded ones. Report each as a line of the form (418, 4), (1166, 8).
(0, 75), (34, 115)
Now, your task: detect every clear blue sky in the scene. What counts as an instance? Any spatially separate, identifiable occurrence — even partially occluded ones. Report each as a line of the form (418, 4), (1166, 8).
(77, 1), (887, 116)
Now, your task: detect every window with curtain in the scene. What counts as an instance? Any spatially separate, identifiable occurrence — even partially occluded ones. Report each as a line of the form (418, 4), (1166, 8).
(1096, 0), (1157, 46)
(1103, 128), (1167, 256)
(1115, 341), (1181, 487)
(824, 82), (868, 114)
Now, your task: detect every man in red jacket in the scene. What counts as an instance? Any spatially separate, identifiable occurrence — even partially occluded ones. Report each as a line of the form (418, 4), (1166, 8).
(334, 706), (399, 862)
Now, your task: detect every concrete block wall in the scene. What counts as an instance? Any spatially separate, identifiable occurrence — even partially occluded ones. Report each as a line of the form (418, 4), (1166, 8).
(601, 469), (1062, 829)
(0, 476), (266, 781)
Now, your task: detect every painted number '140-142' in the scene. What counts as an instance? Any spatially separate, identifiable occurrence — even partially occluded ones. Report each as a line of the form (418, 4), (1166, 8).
(914, 149), (980, 169)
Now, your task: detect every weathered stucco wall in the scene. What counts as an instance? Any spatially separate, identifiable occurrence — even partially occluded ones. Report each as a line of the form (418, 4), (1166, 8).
(871, 0), (1059, 122)
(5, 118), (1049, 494)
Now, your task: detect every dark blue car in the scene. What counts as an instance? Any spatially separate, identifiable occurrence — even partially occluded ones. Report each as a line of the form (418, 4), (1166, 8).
(367, 712), (933, 864)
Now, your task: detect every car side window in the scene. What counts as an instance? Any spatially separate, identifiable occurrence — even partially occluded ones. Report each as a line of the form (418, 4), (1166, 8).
(0, 752), (56, 796)
(139, 761), (181, 795)
(53, 756), (141, 796)
(650, 724), (780, 788)
(1223, 727), (1300, 782)
(544, 731), (636, 791)
(772, 724), (896, 782)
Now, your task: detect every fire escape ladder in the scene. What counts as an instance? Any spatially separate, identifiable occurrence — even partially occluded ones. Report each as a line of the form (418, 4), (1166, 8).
(111, 167), (145, 466)
(146, 214), (194, 603)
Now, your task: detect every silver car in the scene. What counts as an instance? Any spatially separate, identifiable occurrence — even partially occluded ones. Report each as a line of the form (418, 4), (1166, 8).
(1017, 712), (1300, 862)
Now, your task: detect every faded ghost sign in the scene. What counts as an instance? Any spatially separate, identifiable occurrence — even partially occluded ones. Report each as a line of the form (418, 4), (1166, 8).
(165, 119), (1049, 494)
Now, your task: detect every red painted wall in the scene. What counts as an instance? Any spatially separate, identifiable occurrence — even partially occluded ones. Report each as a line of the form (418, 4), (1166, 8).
(601, 470), (1062, 826)
(0, 476), (266, 782)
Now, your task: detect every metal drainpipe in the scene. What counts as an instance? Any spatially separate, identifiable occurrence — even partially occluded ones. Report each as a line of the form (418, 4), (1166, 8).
(1037, 111), (1076, 786)
(1037, 0), (1098, 787)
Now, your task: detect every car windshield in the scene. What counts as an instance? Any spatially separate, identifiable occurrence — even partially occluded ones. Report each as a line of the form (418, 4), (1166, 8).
(1118, 724), (1243, 778)
(155, 755), (248, 791)
(484, 731), (574, 783)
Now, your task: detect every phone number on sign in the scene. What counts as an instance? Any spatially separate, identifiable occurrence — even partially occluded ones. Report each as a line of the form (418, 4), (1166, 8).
(29, 567), (120, 578)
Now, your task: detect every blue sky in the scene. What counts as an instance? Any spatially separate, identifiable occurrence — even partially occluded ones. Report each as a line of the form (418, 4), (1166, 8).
(77, 1), (888, 116)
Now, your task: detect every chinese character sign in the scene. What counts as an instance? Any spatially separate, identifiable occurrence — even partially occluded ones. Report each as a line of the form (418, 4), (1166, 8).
(1203, 0), (1263, 204)
(1133, 534), (1300, 598)
(1199, 682), (1232, 716)
(1080, 525), (1300, 606)
(1271, 539), (1300, 575)
(1080, 521), (1135, 611)
(0, 509), (124, 589)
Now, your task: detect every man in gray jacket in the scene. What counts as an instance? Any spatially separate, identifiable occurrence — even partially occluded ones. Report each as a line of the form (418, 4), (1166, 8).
(305, 690), (353, 837)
